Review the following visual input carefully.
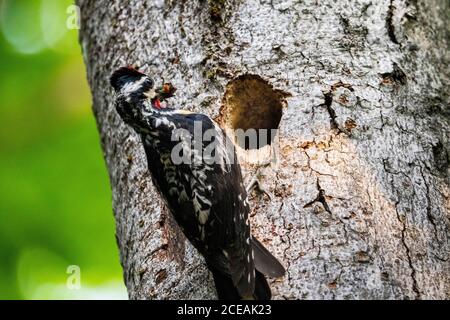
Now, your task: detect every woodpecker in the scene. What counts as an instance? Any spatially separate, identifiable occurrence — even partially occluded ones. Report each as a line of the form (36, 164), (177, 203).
(110, 66), (285, 299)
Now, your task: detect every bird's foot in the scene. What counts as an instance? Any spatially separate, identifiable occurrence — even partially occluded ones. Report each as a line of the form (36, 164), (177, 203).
(246, 176), (273, 201)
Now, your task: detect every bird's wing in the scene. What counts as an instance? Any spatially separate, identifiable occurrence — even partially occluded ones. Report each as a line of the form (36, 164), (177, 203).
(169, 112), (256, 297)
(207, 156), (256, 298)
(145, 110), (256, 297)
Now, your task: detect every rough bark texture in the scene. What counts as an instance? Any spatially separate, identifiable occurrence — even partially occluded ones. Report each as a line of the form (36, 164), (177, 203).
(78, 0), (450, 299)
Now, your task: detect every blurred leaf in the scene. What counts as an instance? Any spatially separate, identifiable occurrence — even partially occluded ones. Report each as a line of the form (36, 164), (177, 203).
(0, 0), (46, 54)
(0, 0), (125, 299)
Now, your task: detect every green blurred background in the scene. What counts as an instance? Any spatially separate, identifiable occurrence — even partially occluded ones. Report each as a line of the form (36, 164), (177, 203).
(0, 0), (127, 299)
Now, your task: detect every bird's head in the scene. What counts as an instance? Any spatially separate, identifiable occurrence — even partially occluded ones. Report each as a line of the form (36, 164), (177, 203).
(110, 66), (176, 120)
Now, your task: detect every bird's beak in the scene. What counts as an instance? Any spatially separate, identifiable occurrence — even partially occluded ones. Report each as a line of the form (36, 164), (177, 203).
(152, 98), (162, 109)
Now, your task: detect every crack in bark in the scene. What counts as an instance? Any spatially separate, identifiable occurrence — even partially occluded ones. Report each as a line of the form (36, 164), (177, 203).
(383, 158), (421, 298)
(304, 150), (336, 177)
(303, 178), (333, 216)
(323, 91), (342, 133)
(320, 82), (355, 134)
(274, 201), (294, 287)
(386, 0), (399, 44)
(393, 199), (421, 299)
(419, 166), (439, 241)
(381, 62), (407, 85)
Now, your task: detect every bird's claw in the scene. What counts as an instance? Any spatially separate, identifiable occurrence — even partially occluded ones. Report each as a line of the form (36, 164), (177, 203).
(246, 177), (273, 201)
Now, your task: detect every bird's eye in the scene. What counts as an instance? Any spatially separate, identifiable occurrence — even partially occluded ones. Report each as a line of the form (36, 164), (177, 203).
(144, 78), (153, 87)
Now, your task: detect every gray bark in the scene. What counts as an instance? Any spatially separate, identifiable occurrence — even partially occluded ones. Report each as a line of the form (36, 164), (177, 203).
(78, 0), (450, 299)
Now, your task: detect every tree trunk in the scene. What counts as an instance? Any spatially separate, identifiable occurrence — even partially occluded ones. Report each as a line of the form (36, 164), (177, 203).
(78, 0), (450, 299)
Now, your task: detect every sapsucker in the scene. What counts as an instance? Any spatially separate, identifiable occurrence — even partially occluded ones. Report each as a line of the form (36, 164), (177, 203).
(110, 66), (285, 299)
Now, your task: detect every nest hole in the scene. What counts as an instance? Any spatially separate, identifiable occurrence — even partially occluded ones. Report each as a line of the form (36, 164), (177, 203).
(219, 75), (286, 150)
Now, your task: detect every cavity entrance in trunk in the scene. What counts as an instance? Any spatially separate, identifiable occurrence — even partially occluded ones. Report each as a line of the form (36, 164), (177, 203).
(219, 75), (287, 150)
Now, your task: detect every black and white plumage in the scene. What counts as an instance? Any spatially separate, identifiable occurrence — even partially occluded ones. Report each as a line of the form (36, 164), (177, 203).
(110, 67), (285, 299)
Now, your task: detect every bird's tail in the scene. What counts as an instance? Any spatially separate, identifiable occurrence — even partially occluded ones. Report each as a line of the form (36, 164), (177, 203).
(211, 269), (271, 300)
(251, 237), (286, 278)
(209, 237), (285, 300)
(253, 270), (272, 300)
